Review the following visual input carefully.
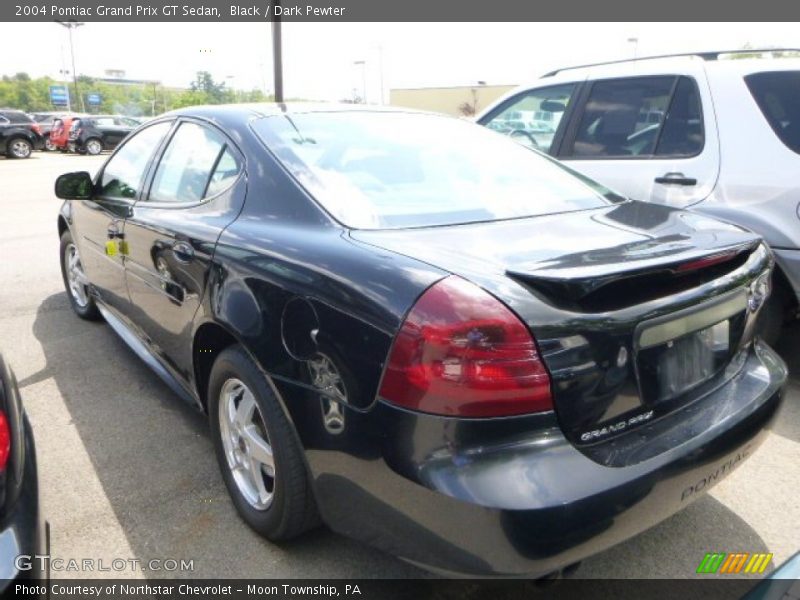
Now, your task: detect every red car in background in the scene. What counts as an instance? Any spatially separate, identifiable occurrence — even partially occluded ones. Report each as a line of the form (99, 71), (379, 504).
(49, 115), (81, 152)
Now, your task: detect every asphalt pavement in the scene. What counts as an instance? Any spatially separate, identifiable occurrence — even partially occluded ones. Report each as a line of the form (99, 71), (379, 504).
(0, 151), (797, 580)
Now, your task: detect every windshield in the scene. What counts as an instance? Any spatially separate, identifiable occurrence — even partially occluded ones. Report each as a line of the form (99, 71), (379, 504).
(253, 111), (620, 229)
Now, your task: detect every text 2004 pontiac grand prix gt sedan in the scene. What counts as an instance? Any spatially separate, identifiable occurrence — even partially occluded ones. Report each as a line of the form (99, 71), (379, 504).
(53, 105), (786, 577)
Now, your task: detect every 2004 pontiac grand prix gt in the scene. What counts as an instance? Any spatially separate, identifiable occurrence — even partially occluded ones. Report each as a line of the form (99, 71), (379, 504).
(53, 105), (787, 577)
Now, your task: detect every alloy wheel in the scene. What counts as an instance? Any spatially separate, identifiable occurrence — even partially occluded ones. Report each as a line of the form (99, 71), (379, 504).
(86, 139), (103, 155)
(64, 243), (89, 307)
(10, 139), (31, 158)
(218, 378), (275, 510)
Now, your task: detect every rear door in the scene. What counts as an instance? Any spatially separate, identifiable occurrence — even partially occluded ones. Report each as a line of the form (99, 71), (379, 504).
(123, 119), (245, 382)
(92, 117), (124, 148)
(556, 64), (720, 207)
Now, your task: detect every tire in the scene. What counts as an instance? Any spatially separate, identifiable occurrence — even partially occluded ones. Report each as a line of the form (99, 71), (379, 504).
(209, 345), (319, 541)
(756, 279), (791, 347)
(6, 137), (32, 159)
(44, 136), (56, 152)
(84, 138), (103, 155)
(59, 230), (101, 320)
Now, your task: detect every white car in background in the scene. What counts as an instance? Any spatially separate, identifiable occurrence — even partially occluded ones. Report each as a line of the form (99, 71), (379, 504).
(477, 49), (800, 343)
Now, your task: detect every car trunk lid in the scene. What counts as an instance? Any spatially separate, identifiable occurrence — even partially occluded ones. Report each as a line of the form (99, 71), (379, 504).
(352, 202), (768, 449)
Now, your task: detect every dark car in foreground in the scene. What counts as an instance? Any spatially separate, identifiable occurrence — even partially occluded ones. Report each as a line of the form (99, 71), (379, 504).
(0, 354), (42, 590)
(0, 109), (43, 158)
(53, 105), (786, 577)
(68, 115), (136, 155)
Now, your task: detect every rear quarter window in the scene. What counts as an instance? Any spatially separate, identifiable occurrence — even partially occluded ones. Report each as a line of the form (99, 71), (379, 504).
(745, 71), (800, 154)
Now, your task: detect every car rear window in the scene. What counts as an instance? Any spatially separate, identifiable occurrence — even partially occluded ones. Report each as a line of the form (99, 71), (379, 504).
(745, 71), (800, 154)
(253, 111), (619, 229)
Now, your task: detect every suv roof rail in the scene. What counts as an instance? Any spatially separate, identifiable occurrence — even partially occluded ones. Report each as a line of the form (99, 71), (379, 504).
(542, 48), (800, 77)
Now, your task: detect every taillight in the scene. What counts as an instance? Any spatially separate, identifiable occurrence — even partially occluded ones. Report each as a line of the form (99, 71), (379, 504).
(379, 276), (552, 417)
(31, 123), (41, 134)
(0, 412), (10, 470)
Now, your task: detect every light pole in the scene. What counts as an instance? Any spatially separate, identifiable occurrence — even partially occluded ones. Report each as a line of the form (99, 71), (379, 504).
(627, 37), (639, 59)
(272, 4), (284, 103)
(56, 20), (85, 112)
(354, 60), (367, 104)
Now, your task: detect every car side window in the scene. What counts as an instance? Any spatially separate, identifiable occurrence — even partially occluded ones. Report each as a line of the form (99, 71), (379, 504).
(148, 122), (237, 203)
(205, 148), (242, 198)
(655, 77), (704, 157)
(482, 84), (576, 153)
(566, 75), (704, 159)
(98, 122), (172, 200)
(745, 70), (800, 155)
(0, 116), (9, 125)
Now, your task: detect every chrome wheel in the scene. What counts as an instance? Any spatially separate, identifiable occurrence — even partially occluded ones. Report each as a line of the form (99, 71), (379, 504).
(308, 353), (347, 435)
(64, 243), (89, 307)
(9, 139), (31, 158)
(218, 378), (275, 510)
(85, 139), (103, 155)
(45, 137), (56, 151)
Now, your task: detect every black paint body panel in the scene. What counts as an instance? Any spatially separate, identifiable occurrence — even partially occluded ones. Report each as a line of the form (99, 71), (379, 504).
(56, 104), (787, 576)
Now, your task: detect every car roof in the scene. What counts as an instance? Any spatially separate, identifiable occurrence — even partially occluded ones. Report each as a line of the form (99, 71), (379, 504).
(537, 51), (800, 82)
(162, 102), (440, 123)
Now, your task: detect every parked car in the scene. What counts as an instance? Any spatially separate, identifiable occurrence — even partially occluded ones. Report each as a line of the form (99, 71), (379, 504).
(0, 109), (43, 158)
(68, 115), (136, 155)
(48, 115), (84, 153)
(477, 49), (800, 344)
(54, 105), (786, 577)
(0, 354), (42, 591)
(31, 111), (69, 151)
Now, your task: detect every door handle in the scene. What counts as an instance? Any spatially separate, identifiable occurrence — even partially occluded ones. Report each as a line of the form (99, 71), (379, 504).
(172, 241), (194, 263)
(654, 172), (697, 186)
(107, 224), (124, 239)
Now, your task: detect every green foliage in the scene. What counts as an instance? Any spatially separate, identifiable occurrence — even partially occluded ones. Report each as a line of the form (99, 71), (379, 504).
(0, 71), (274, 115)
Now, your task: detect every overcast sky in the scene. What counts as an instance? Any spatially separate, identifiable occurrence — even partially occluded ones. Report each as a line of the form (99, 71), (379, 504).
(1, 22), (798, 100)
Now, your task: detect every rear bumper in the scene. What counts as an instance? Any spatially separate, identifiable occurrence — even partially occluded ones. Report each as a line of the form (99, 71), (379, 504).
(309, 341), (786, 576)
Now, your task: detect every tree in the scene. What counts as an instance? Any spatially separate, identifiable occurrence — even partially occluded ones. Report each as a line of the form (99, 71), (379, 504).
(189, 71), (231, 104)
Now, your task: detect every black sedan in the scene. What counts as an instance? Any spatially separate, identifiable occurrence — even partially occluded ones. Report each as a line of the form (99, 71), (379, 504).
(0, 354), (42, 590)
(54, 105), (786, 577)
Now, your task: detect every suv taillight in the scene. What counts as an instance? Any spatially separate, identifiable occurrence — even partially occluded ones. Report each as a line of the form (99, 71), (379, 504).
(0, 411), (10, 470)
(379, 276), (552, 417)
(30, 123), (41, 134)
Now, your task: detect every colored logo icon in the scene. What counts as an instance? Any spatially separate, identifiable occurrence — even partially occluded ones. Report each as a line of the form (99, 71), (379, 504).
(697, 552), (773, 574)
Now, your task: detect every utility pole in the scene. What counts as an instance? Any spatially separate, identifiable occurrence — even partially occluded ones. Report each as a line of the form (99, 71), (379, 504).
(56, 21), (85, 112)
(354, 60), (367, 104)
(378, 45), (385, 105)
(272, 3), (284, 102)
(627, 37), (639, 59)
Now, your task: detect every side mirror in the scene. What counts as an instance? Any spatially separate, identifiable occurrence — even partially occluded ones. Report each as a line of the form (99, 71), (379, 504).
(55, 171), (94, 200)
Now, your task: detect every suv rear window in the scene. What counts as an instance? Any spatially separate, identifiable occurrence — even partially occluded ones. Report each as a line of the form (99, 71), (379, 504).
(745, 71), (800, 154)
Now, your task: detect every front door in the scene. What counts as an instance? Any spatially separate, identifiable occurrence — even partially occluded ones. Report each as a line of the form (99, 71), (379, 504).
(123, 120), (245, 382)
(72, 121), (173, 314)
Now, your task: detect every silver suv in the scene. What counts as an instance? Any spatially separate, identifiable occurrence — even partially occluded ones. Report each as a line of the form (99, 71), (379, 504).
(477, 49), (800, 343)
